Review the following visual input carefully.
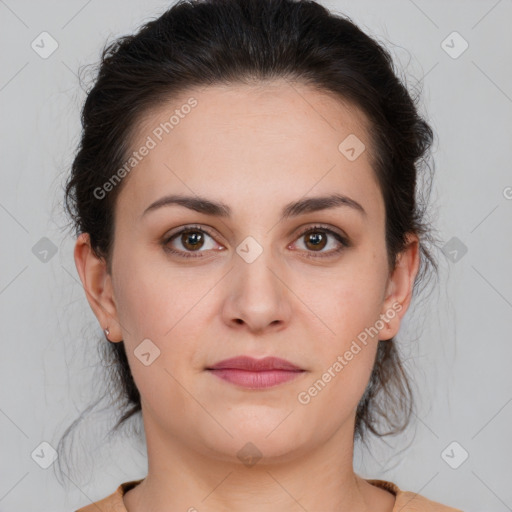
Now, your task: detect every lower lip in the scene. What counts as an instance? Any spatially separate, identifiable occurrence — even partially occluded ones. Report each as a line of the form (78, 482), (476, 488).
(207, 369), (304, 389)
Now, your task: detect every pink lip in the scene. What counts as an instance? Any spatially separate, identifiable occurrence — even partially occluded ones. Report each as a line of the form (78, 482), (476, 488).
(206, 356), (305, 389)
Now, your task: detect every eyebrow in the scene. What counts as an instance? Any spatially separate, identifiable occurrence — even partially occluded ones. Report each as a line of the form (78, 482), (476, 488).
(141, 193), (367, 220)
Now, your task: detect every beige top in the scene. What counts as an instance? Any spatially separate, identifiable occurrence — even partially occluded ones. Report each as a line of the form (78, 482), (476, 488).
(75, 478), (463, 511)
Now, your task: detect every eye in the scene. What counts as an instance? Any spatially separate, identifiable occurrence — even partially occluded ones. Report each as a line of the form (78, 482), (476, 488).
(291, 225), (350, 258)
(162, 224), (350, 259)
(162, 225), (222, 258)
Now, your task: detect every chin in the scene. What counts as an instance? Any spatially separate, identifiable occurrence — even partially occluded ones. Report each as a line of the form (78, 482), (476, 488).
(197, 420), (312, 466)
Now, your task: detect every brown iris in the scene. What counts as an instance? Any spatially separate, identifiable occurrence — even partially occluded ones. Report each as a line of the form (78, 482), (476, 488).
(180, 230), (205, 251)
(303, 230), (327, 251)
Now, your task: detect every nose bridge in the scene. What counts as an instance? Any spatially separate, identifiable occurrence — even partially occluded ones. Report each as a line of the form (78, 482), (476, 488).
(225, 231), (291, 329)
(234, 232), (281, 295)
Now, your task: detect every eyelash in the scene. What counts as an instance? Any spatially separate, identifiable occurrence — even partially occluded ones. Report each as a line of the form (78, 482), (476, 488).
(162, 224), (350, 259)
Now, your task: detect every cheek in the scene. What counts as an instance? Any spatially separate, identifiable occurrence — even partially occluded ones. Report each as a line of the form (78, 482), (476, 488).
(300, 260), (386, 350)
(114, 271), (199, 423)
(294, 253), (385, 402)
(113, 248), (211, 341)
(111, 254), (211, 391)
(296, 276), (382, 427)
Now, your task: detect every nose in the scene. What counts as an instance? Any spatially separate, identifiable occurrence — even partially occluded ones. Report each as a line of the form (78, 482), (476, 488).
(221, 246), (292, 334)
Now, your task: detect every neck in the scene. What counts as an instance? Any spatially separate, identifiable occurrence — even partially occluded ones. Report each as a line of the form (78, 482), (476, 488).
(123, 412), (392, 512)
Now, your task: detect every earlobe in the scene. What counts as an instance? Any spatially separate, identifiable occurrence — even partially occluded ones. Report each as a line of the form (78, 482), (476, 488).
(73, 232), (122, 342)
(379, 234), (420, 340)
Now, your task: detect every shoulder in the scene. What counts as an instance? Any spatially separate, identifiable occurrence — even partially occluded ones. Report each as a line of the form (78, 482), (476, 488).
(366, 479), (464, 512)
(395, 490), (464, 512)
(75, 479), (144, 512)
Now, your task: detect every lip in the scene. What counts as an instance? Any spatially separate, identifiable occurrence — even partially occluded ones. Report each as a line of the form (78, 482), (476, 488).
(208, 356), (303, 371)
(206, 356), (305, 389)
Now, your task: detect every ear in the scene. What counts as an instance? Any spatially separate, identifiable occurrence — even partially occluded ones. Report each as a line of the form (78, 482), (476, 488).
(378, 233), (420, 341)
(73, 232), (123, 343)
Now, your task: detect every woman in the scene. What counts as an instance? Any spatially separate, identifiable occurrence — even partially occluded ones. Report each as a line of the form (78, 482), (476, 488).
(63, 0), (463, 510)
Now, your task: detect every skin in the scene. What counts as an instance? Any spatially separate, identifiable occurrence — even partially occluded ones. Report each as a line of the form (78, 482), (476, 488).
(74, 78), (419, 512)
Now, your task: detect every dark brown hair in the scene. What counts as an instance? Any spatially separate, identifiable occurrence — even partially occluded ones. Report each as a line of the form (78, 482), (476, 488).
(58, 0), (439, 482)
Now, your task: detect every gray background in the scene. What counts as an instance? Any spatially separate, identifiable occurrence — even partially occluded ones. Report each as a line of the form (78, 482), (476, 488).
(1, 0), (511, 510)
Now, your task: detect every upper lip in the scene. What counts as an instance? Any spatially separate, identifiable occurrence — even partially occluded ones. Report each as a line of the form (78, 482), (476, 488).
(207, 356), (303, 371)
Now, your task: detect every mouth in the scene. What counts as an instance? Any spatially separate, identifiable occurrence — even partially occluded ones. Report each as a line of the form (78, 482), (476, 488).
(206, 356), (306, 389)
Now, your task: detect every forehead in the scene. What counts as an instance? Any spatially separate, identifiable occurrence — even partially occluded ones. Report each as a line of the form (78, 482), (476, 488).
(116, 79), (383, 223)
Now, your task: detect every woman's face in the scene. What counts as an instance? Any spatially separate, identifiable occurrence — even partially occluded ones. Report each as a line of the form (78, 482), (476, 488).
(77, 79), (418, 463)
